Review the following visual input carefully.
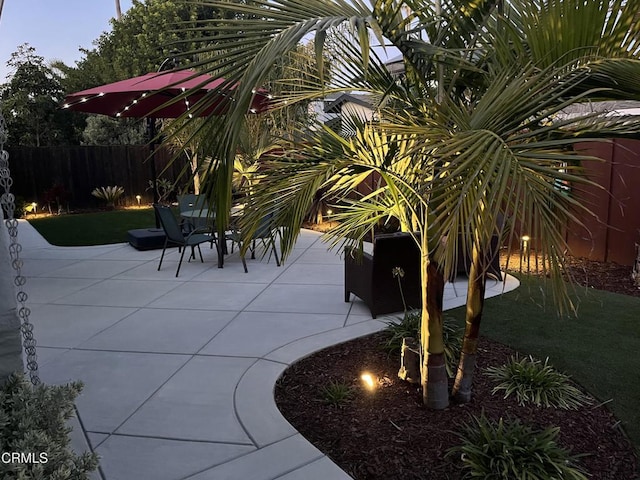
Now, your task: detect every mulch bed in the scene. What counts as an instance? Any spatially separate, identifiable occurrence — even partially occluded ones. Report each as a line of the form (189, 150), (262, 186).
(274, 254), (639, 479)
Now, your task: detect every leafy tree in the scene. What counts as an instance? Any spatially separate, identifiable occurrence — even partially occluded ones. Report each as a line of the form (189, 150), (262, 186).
(61, 0), (222, 92)
(177, 0), (640, 411)
(0, 44), (77, 146)
(81, 116), (146, 145)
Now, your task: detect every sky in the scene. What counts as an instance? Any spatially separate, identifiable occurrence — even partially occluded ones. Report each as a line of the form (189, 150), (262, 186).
(0, 0), (134, 81)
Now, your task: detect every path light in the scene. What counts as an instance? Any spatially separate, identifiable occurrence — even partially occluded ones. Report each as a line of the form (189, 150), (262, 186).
(30, 202), (37, 214)
(520, 235), (531, 272)
(136, 195), (142, 206)
(361, 372), (376, 391)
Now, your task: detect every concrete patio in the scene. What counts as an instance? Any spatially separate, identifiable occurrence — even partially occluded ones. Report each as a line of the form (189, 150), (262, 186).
(16, 220), (519, 480)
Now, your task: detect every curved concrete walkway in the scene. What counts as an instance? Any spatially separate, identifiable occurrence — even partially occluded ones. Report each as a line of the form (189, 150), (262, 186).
(16, 220), (519, 480)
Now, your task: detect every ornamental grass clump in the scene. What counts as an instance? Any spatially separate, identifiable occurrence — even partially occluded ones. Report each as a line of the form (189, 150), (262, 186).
(319, 380), (353, 408)
(0, 373), (99, 479)
(448, 414), (588, 480)
(385, 311), (462, 376)
(91, 185), (124, 208)
(486, 356), (591, 409)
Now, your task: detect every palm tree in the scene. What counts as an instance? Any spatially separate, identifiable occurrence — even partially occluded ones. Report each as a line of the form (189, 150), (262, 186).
(176, 0), (640, 409)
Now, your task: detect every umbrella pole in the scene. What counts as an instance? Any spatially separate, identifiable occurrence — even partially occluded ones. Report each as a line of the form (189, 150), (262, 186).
(146, 118), (161, 228)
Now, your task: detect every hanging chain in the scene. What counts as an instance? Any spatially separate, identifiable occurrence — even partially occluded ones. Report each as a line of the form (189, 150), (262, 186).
(0, 112), (40, 385)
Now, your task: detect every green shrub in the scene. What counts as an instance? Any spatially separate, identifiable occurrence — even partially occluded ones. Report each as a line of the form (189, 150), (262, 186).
(0, 373), (99, 479)
(91, 185), (124, 207)
(385, 311), (462, 376)
(486, 356), (591, 409)
(448, 414), (588, 480)
(383, 310), (421, 355)
(319, 380), (353, 407)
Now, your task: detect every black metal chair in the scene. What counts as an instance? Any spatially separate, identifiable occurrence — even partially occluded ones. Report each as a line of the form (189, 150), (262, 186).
(228, 212), (280, 273)
(177, 193), (217, 249)
(153, 204), (212, 277)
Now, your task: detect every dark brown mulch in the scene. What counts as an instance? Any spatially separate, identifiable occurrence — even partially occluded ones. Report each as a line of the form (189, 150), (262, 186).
(274, 254), (639, 479)
(563, 256), (640, 298)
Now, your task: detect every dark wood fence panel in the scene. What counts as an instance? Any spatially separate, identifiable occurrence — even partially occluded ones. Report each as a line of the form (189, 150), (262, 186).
(569, 139), (640, 266)
(6, 146), (188, 209)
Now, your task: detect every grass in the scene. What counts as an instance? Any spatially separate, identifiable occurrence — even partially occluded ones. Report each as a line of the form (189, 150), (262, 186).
(27, 208), (156, 246)
(448, 274), (640, 448)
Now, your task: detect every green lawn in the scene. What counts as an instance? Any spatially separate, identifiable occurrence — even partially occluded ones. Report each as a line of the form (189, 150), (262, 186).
(447, 274), (640, 449)
(27, 208), (157, 246)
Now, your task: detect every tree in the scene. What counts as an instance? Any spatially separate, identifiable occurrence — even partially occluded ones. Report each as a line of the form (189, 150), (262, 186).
(61, 0), (222, 92)
(177, 0), (640, 409)
(81, 116), (145, 145)
(0, 44), (77, 146)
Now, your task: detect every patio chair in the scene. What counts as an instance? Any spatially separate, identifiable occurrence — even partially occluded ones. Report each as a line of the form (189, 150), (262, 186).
(177, 193), (217, 248)
(228, 212), (280, 273)
(344, 232), (421, 318)
(153, 204), (213, 277)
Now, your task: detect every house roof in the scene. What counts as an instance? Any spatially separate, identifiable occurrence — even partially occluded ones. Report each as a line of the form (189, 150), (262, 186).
(324, 93), (374, 113)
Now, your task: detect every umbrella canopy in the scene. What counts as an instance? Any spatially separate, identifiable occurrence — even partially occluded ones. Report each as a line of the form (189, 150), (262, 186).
(62, 69), (270, 118)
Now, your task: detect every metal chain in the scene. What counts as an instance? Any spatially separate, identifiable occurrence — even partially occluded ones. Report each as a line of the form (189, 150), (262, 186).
(0, 112), (40, 385)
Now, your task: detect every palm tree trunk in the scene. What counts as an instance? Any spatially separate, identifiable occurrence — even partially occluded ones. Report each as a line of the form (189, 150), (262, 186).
(452, 243), (485, 403)
(420, 239), (449, 409)
(191, 153), (201, 194)
(0, 214), (23, 385)
(115, 0), (122, 20)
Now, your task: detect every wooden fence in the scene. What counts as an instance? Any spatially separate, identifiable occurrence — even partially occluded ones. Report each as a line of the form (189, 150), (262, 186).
(568, 139), (640, 266)
(6, 145), (189, 210)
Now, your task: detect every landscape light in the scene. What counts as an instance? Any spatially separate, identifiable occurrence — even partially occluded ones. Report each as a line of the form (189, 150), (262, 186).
(361, 372), (375, 391)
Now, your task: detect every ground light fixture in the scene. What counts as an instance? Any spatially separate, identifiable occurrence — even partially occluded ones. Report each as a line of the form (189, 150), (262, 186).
(136, 195), (142, 206)
(520, 235), (531, 272)
(361, 372), (376, 391)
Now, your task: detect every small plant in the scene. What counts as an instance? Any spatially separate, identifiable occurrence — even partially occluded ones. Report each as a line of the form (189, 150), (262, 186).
(385, 311), (462, 376)
(0, 373), (99, 479)
(384, 309), (421, 355)
(42, 183), (70, 214)
(319, 380), (353, 407)
(447, 414), (588, 480)
(486, 355), (591, 409)
(91, 185), (124, 208)
(392, 266), (407, 312)
(147, 177), (175, 202)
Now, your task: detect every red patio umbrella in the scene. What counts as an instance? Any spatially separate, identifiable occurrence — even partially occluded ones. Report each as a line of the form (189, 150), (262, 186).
(62, 69), (270, 118)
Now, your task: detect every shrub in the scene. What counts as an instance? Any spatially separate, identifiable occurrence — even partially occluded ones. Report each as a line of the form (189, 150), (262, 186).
(42, 184), (70, 214)
(486, 356), (591, 409)
(91, 185), (125, 207)
(0, 373), (99, 479)
(447, 414), (588, 480)
(319, 380), (353, 407)
(385, 311), (462, 376)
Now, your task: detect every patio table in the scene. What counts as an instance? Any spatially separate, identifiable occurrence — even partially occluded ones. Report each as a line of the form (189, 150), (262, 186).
(180, 206), (244, 268)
